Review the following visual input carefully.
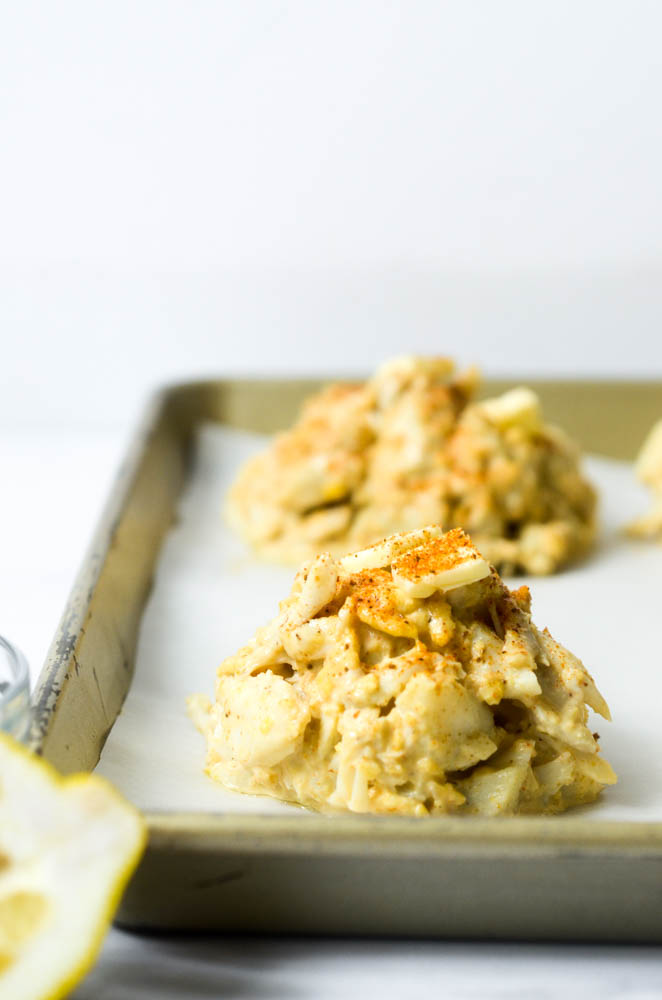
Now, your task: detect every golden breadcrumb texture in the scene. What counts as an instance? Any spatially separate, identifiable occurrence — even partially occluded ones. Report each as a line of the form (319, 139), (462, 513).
(188, 527), (615, 817)
(627, 419), (662, 540)
(227, 357), (596, 575)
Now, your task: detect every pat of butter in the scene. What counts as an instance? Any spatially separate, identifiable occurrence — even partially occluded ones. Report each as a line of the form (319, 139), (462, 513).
(636, 419), (662, 485)
(479, 388), (542, 432)
(339, 525), (444, 574)
(391, 530), (490, 598)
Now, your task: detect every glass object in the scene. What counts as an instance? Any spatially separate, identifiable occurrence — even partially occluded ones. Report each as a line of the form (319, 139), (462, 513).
(0, 635), (30, 740)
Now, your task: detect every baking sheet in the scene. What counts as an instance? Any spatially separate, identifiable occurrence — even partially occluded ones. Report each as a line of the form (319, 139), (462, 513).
(96, 424), (662, 820)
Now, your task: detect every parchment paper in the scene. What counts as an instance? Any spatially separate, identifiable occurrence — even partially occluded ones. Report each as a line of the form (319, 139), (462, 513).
(96, 425), (662, 819)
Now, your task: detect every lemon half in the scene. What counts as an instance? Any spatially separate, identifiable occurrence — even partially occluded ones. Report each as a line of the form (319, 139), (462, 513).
(0, 733), (146, 1000)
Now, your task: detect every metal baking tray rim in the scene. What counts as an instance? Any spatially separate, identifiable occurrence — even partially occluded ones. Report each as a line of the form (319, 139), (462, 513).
(25, 376), (662, 937)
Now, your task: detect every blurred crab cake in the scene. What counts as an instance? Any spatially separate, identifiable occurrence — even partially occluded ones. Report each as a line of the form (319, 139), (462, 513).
(627, 419), (662, 540)
(228, 357), (596, 575)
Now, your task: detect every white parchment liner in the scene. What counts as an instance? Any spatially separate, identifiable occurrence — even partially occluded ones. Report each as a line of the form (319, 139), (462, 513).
(97, 425), (662, 820)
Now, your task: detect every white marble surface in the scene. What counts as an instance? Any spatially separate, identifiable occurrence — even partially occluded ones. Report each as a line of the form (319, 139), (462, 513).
(2, 424), (662, 998)
(69, 932), (662, 1000)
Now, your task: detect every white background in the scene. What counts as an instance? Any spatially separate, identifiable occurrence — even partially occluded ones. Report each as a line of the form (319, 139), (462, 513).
(2, 1), (662, 430)
(2, 3), (662, 997)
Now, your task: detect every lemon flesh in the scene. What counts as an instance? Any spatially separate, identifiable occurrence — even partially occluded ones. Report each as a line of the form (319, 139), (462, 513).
(0, 733), (146, 1000)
